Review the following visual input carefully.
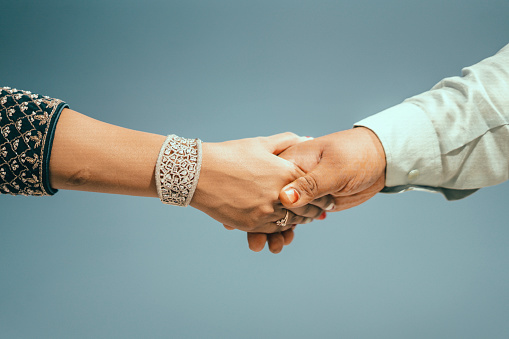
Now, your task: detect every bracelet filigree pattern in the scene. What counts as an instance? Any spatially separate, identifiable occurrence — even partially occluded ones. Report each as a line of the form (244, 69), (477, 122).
(155, 134), (202, 207)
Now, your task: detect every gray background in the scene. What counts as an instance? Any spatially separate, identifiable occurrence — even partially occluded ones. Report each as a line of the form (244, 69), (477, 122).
(1, 1), (509, 338)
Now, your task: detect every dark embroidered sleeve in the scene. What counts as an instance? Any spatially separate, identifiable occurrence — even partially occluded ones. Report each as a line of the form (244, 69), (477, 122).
(0, 87), (68, 196)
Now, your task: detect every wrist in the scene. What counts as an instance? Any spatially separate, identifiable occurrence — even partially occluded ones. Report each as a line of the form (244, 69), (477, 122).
(189, 141), (212, 211)
(354, 126), (387, 180)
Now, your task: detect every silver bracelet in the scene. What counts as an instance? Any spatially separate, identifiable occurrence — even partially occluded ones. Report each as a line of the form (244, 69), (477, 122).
(155, 134), (202, 207)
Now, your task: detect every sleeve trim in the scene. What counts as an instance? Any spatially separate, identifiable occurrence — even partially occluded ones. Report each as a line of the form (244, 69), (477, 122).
(41, 102), (69, 195)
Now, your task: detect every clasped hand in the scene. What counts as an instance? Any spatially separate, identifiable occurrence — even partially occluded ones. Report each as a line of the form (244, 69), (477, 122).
(191, 128), (386, 253)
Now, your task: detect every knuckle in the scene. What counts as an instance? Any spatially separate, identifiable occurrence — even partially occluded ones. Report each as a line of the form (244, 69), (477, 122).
(246, 205), (276, 232)
(258, 135), (269, 144)
(256, 204), (275, 219)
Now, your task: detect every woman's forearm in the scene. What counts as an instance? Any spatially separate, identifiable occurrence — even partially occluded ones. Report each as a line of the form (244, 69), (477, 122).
(49, 108), (166, 197)
(2, 87), (324, 254)
(48, 108), (327, 236)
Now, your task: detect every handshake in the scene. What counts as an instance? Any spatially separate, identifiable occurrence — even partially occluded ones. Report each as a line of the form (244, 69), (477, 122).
(190, 127), (387, 253)
(43, 107), (386, 250)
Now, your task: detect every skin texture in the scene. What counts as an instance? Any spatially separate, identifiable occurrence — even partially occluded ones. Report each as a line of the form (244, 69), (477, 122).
(191, 133), (332, 233)
(279, 127), (386, 210)
(50, 109), (165, 197)
(246, 127), (387, 253)
(50, 109), (327, 235)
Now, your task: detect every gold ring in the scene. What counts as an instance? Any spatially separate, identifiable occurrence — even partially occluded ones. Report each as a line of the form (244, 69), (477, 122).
(276, 210), (289, 227)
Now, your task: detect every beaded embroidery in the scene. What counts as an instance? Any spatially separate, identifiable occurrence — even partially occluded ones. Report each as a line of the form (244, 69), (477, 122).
(0, 87), (67, 196)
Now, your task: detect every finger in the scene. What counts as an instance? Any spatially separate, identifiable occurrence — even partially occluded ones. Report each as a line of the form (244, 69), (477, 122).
(267, 233), (285, 254)
(328, 175), (384, 212)
(286, 210), (314, 226)
(263, 132), (311, 155)
(281, 228), (295, 245)
(334, 185), (380, 212)
(247, 233), (267, 252)
(279, 159), (339, 208)
(258, 211), (301, 234)
(223, 224), (235, 230)
(332, 173), (385, 197)
(332, 189), (379, 212)
(287, 203), (324, 219)
(305, 194), (336, 212)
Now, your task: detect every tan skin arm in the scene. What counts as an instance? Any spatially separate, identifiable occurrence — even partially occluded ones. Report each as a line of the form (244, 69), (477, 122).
(50, 108), (165, 197)
(49, 108), (331, 252)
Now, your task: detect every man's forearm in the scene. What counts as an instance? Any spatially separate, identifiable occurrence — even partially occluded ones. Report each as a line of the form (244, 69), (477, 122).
(356, 43), (509, 193)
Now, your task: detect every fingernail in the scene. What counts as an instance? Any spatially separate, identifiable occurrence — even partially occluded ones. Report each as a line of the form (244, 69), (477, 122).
(325, 203), (335, 211)
(283, 188), (299, 204)
(302, 218), (313, 224)
(318, 212), (327, 220)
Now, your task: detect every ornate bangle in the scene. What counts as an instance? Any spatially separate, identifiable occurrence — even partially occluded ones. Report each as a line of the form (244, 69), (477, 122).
(155, 134), (202, 207)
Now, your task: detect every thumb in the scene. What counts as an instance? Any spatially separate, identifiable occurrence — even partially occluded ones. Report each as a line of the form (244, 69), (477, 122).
(279, 161), (337, 208)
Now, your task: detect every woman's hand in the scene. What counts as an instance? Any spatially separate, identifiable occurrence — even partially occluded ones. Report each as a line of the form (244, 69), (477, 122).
(242, 207), (329, 254)
(239, 195), (330, 253)
(190, 132), (332, 233)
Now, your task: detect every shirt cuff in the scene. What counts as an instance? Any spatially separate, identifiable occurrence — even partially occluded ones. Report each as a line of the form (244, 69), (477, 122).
(354, 102), (443, 188)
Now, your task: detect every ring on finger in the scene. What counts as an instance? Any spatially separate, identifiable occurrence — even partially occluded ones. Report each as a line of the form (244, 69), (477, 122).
(276, 210), (289, 227)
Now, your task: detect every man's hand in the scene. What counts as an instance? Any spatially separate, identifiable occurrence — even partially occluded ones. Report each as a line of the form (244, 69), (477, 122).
(279, 127), (386, 211)
(244, 127), (386, 253)
(245, 127), (385, 253)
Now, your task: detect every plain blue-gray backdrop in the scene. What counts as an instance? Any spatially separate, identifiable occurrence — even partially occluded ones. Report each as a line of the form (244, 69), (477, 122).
(1, 1), (508, 338)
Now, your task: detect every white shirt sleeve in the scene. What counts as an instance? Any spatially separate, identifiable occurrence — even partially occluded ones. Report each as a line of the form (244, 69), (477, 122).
(355, 43), (509, 200)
